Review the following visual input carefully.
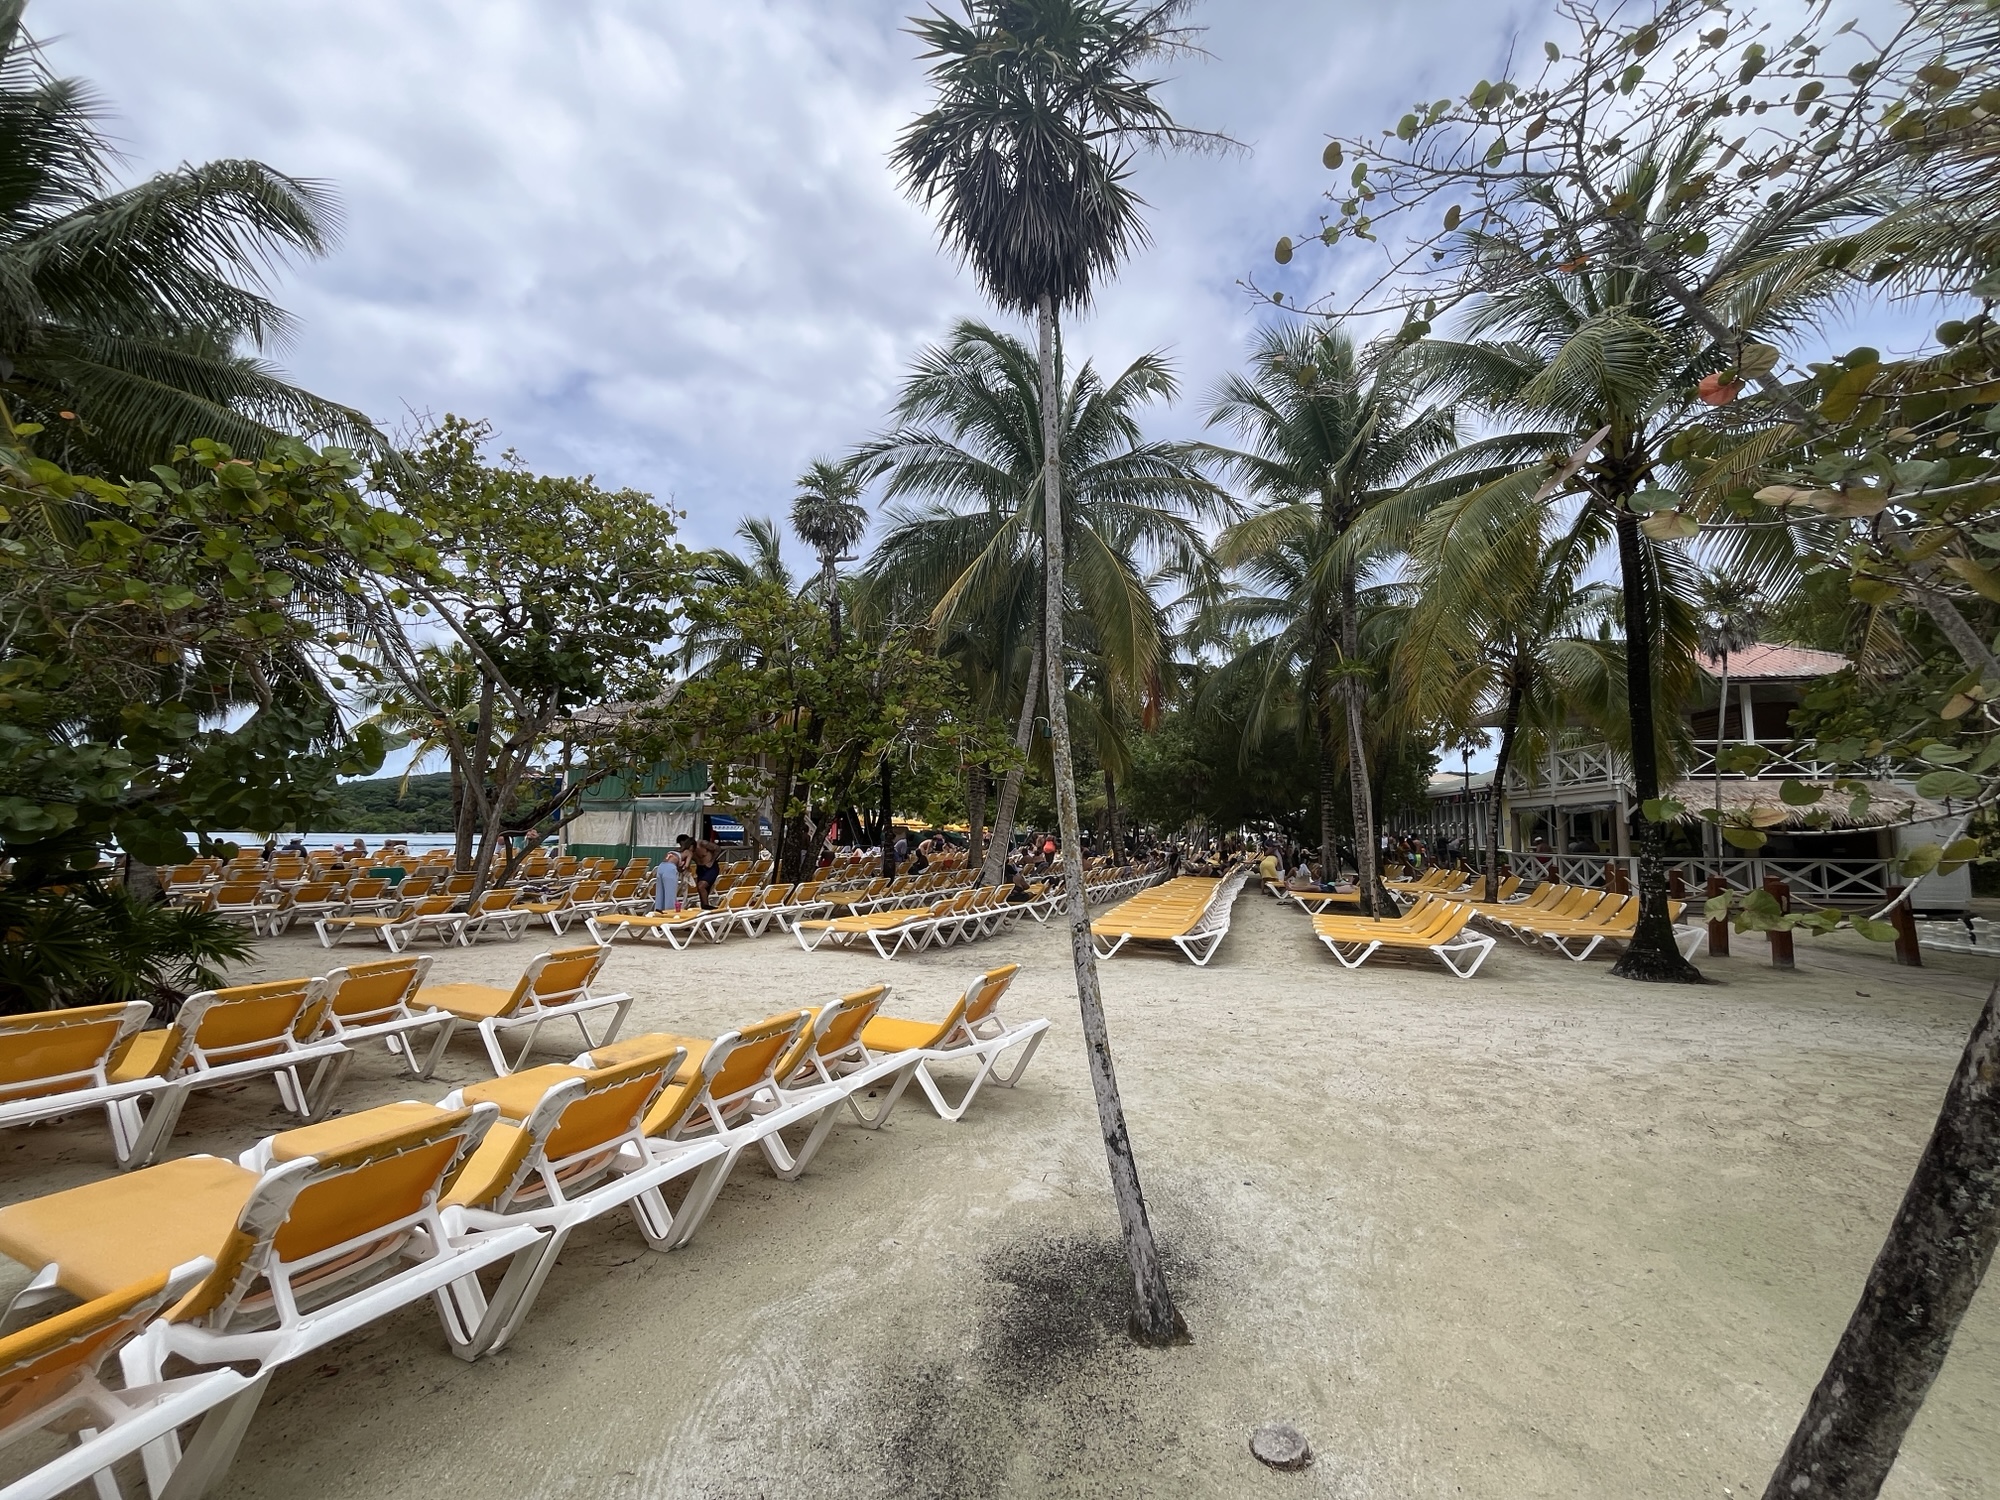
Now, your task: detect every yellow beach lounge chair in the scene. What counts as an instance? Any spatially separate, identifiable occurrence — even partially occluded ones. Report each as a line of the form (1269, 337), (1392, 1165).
(1090, 871), (1249, 966)
(0, 1002), (174, 1169)
(313, 893), (464, 952)
(584, 905), (714, 949)
(852, 965), (1049, 1124)
(416, 945), (636, 1075)
(1511, 897), (1705, 962)
(424, 1040), (733, 1357)
(0, 1105), (541, 1495)
(88, 979), (355, 1168)
(579, 1008), (848, 1240)
(0, 1259), (267, 1500)
(311, 955), (456, 1079)
(1311, 901), (1496, 979)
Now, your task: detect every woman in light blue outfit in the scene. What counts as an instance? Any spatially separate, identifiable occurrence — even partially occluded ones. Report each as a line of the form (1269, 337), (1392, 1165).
(653, 852), (681, 912)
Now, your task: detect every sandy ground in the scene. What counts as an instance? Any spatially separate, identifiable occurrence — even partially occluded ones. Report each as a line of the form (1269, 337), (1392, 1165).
(4, 894), (1996, 1499)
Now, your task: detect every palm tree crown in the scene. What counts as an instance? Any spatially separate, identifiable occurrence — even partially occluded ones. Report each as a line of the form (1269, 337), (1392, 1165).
(893, 0), (1205, 314)
(0, 2), (378, 474)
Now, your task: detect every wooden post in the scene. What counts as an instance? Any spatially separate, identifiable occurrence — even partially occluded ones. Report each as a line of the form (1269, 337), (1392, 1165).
(1669, 868), (1686, 901)
(1885, 887), (1923, 968)
(1765, 874), (1794, 970)
(1706, 873), (1731, 958)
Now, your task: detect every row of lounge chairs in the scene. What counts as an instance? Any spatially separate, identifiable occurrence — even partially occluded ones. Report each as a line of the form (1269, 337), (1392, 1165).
(793, 885), (1044, 960)
(0, 949), (635, 1174)
(1292, 872), (1704, 979)
(1, 965), (1049, 1499)
(1089, 868), (1250, 966)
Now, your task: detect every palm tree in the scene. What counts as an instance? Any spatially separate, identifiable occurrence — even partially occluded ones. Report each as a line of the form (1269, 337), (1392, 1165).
(1419, 138), (1739, 981)
(1389, 497), (1626, 902)
(892, 0), (1216, 1343)
(790, 459), (868, 647)
(361, 643), (485, 866)
(1694, 573), (1765, 856)
(1206, 326), (1472, 915)
(0, 3), (380, 475)
(856, 319), (1225, 884)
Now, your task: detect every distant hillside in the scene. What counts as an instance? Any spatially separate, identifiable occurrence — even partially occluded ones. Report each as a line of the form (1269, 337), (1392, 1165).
(309, 772), (556, 834)
(310, 772), (459, 833)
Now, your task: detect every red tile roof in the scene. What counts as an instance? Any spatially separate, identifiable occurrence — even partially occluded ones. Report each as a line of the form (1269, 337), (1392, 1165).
(1696, 643), (1849, 681)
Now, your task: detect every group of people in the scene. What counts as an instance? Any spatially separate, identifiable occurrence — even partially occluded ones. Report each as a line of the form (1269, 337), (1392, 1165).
(652, 833), (722, 911)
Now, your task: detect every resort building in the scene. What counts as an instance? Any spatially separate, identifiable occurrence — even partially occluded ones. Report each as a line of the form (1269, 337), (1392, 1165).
(1421, 645), (1966, 912)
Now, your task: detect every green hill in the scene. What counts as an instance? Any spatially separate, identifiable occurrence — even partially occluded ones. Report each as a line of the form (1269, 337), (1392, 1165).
(312, 772), (460, 833)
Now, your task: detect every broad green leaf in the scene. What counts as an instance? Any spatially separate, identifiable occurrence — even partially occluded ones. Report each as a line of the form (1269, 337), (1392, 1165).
(1919, 742), (1974, 765)
(1322, 141), (1343, 170)
(1848, 915), (1899, 943)
(1779, 779), (1824, 806)
(1914, 769), (1981, 800)
(1639, 509), (1700, 540)
(1722, 825), (1768, 850)
(1900, 845), (1943, 878)
(1274, 236), (1294, 265)
(1641, 797), (1685, 822)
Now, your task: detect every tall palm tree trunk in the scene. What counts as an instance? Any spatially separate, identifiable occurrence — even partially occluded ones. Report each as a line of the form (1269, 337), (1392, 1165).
(966, 764), (989, 873)
(1037, 294), (1185, 1346)
(1315, 694), (1340, 878)
(1339, 570), (1388, 918)
(981, 633), (1043, 885)
(1103, 770), (1124, 859)
(1609, 508), (1702, 982)
(1488, 678), (1525, 903)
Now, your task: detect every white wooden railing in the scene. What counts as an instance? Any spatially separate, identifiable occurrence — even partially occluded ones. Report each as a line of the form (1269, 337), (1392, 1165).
(1502, 740), (1889, 794)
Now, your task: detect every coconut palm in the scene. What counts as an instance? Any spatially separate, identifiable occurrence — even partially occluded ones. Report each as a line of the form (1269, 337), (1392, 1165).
(856, 319), (1226, 883)
(1415, 137), (1745, 979)
(790, 459), (868, 647)
(0, 2), (380, 475)
(892, 0), (1217, 1343)
(1206, 326), (1486, 914)
(1389, 498), (1627, 901)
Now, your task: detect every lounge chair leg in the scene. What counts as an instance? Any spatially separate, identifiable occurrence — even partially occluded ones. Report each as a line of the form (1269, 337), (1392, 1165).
(844, 1060), (921, 1129)
(477, 1229), (572, 1357)
(154, 1371), (273, 1500)
(120, 1083), (191, 1171)
(662, 1147), (745, 1250)
(302, 1048), (354, 1120)
(763, 1100), (842, 1181)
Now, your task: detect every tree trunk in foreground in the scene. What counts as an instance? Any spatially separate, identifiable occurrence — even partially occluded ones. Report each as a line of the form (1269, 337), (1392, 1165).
(1711, 656), (1733, 866)
(1487, 679), (1524, 903)
(981, 633), (1043, 886)
(1608, 506), (1703, 982)
(1338, 569), (1388, 918)
(1763, 984), (1999, 1499)
(1037, 294), (1186, 1346)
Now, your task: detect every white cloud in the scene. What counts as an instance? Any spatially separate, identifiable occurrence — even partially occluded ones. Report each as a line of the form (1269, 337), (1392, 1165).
(56, 0), (1558, 559)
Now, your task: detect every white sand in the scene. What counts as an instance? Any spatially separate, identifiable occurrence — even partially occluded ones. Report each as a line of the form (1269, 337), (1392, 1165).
(4, 897), (1995, 1498)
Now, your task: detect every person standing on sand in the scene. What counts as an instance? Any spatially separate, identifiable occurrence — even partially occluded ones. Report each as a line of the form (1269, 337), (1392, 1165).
(691, 835), (720, 908)
(653, 850), (681, 912)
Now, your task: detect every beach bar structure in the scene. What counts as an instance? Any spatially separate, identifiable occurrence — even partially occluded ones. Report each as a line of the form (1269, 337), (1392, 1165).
(1418, 645), (1967, 912)
(561, 761), (709, 864)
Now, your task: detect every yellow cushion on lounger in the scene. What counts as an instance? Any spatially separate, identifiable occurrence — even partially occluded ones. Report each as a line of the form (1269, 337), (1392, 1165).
(417, 983), (516, 1021)
(638, 1078), (701, 1138)
(439, 1123), (536, 1211)
(459, 1064), (593, 1121)
(105, 1029), (176, 1083)
(859, 1015), (953, 1053)
(587, 1032), (709, 1082)
(267, 1102), (450, 1161)
(0, 1156), (256, 1301)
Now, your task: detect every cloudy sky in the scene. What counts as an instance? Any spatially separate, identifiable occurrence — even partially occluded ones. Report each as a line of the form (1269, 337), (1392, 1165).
(55, 0), (1564, 561)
